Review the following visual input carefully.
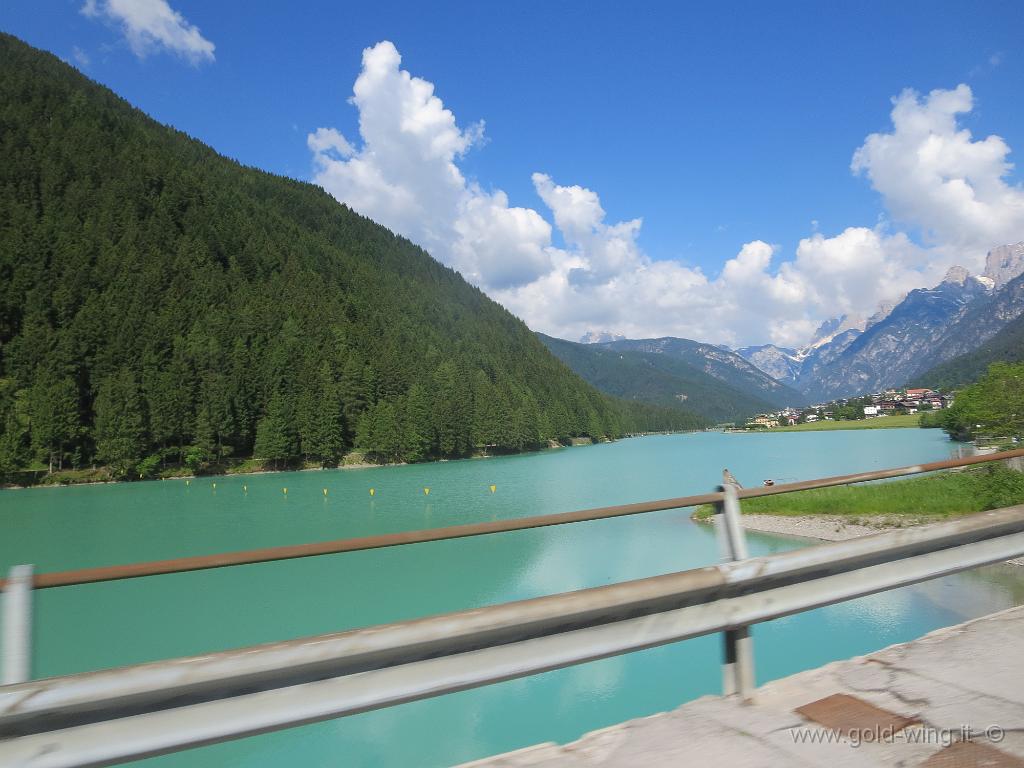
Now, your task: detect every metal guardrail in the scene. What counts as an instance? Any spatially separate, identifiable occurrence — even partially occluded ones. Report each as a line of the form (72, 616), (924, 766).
(4, 448), (1022, 592)
(2, 451), (1024, 768)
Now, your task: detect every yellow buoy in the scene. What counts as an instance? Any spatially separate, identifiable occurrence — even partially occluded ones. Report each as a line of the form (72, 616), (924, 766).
(212, 483), (216, 489)
(323, 488), (328, 496)
(489, 484), (496, 493)
(243, 485), (248, 493)
(283, 487), (288, 495)
(186, 479), (191, 486)
(423, 487), (430, 496)
(369, 488), (375, 496)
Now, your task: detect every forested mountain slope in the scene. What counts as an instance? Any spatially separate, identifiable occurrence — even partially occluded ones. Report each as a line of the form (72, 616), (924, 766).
(540, 334), (783, 424)
(913, 312), (1024, 390)
(0, 34), (699, 478)
(600, 337), (805, 409)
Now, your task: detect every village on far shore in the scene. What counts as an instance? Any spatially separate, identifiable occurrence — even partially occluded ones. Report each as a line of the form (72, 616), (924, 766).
(742, 387), (953, 429)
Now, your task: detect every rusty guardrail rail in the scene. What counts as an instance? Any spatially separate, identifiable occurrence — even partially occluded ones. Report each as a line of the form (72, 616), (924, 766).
(1, 450), (1024, 767)
(3, 448), (1022, 592)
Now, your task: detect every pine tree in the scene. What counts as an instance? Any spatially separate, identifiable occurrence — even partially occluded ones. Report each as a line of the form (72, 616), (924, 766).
(253, 391), (296, 469)
(28, 375), (79, 472)
(0, 381), (30, 475)
(401, 383), (433, 462)
(94, 368), (145, 477)
(302, 361), (344, 465)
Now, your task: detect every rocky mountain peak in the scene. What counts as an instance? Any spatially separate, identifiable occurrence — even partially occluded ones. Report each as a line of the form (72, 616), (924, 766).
(942, 265), (971, 285)
(865, 296), (903, 331)
(983, 242), (1024, 289)
(805, 314), (864, 350)
(579, 330), (626, 344)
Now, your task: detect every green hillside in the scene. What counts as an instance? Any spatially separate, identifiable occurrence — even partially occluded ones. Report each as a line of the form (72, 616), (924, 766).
(913, 313), (1024, 390)
(0, 34), (701, 481)
(603, 337), (805, 409)
(538, 334), (777, 424)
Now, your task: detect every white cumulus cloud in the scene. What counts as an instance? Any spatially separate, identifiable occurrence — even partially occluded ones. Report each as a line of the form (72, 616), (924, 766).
(309, 47), (1024, 347)
(852, 84), (1024, 272)
(82, 0), (215, 65)
(309, 42), (550, 290)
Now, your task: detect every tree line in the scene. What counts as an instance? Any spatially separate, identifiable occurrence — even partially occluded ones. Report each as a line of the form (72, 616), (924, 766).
(920, 362), (1023, 442)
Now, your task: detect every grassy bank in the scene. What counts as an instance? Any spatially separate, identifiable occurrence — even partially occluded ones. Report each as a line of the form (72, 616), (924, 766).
(692, 464), (1024, 520)
(767, 414), (921, 432)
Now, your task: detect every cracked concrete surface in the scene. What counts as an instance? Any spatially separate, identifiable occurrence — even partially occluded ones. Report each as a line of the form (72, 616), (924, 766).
(457, 606), (1024, 767)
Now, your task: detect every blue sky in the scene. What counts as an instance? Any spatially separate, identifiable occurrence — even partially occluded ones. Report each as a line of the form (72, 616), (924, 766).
(3, 1), (1024, 347)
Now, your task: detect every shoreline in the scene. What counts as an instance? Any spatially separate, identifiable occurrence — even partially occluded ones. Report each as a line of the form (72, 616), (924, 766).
(730, 413), (924, 434)
(0, 432), (698, 491)
(694, 512), (1024, 566)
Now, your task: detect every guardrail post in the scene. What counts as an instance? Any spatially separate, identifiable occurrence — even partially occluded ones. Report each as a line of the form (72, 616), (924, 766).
(714, 472), (754, 701)
(2, 564), (33, 685)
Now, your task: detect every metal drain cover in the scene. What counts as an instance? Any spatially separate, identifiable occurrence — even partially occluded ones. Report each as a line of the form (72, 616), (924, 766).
(794, 693), (919, 737)
(920, 741), (1024, 768)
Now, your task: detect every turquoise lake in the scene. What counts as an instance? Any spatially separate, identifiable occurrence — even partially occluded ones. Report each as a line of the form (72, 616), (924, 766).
(2, 429), (1022, 766)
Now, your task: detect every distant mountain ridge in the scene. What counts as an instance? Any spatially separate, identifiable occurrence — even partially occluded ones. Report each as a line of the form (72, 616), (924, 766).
(600, 337), (803, 407)
(540, 334), (805, 424)
(737, 242), (1024, 399)
(736, 314), (868, 389)
(579, 330), (626, 344)
(735, 344), (802, 384)
(797, 267), (993, 400)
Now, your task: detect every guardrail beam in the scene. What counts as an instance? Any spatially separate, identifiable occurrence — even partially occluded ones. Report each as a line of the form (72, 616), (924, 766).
(3, 521), (1023, 768)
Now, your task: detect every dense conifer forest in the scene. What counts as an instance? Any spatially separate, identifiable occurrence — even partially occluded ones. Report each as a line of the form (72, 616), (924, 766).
(0, 34), (703, 482)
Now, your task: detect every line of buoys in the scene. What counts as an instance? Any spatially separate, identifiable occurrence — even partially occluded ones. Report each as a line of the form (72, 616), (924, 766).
(185, 483), (506, 498)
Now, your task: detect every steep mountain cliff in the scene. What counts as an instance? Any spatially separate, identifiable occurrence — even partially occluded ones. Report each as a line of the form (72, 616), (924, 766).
(910, 268), (1024, 384)
(797, 268), (992, 400)
(736, 316), (865, 392)
(913, 310), (1024, 389)
(734, 344), (802, 386)
(983, 242), (1024, 289)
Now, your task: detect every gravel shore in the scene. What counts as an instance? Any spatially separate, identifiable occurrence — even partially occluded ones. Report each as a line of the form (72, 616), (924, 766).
(733, 513), (1024, 566)
(737, 513), (892, 541)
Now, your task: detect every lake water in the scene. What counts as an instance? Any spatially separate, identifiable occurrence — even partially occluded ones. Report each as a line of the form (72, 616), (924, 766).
(2, 429), (1022, 767)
